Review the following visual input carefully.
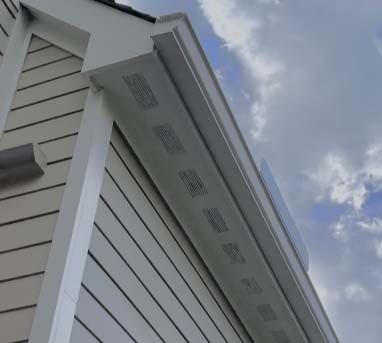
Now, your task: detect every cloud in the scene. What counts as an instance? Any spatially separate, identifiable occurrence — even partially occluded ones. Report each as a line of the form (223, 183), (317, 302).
(198, 0), (283, 140)
(330, 213), (358, 242)
(309, 139), (382, 211)
(357, 217), (382, 234)
(309, 153), (367, 210)
(344, 283), (370, 302)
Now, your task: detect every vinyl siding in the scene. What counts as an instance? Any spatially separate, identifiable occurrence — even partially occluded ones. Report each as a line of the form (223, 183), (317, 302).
(72, 127), (250, 343)
(0, 36), (88, 343)
(0, 0), (18, 65)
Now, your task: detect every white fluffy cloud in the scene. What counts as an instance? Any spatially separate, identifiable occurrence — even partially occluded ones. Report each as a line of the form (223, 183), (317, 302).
(198, 0), (283, 140)
(357, 217), (382, 234)
(309, 153), (367, 210)
(310, 139), (382, 210)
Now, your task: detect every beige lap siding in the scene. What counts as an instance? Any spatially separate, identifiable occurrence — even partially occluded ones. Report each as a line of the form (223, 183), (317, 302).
(71, 127), (251, 343)
(0, 0), (18, 65)
(0, 36), (88, 343)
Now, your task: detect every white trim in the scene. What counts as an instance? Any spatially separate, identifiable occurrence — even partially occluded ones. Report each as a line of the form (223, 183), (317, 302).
(0, 8), (32, 136)
(28, 12), (89, 59)
(28, 90), (114, 343)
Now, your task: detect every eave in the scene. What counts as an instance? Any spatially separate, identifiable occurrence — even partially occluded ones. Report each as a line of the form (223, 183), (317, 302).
(18, 2), (339, 342)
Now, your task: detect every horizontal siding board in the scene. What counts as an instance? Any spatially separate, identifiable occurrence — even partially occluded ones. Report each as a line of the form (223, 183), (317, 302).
(0, 274), (43, 312)
(12, 73), (88, 109)
(0, 213), (56, 253)
(76, 287), (135, 343)
(105, 149), (226, 341)
(0, 112), (82, 149)
(3, 0), (17, 16)
(82, 253), (161, 343)
(18, 56), (83, 90)
(0, 159), (71, 200)
(0, 37), (86, 343)
(6, 89), (88, 131)
(0, 243), (51, 281)
(100, 173), (210, 342)
(111, 130), (248, 342)
(22, 45), (71, 71)
(70, 319), (100, 343)
(39, 134), (78, 164)
(0, 185), (65, 225)
(0, 306), (36, 343)
(28, 36), (51, 53)
(0, 1), (14, 34)
(90, 221), (187, 343)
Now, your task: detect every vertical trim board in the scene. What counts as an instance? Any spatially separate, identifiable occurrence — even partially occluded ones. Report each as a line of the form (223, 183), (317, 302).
(28, 91), (114, 343)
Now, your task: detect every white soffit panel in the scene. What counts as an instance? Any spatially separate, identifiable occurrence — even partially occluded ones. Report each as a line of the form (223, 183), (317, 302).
(89, 53), (308, 343)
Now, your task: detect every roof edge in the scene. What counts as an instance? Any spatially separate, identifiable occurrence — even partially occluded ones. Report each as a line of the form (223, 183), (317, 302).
(93, 0), (156, 23)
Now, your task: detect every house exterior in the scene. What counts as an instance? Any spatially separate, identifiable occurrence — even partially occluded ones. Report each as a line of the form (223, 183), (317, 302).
(0, 1), (338, 342)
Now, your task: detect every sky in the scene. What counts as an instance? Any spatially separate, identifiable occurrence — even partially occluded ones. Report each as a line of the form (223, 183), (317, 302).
(119, 1), (382, 341)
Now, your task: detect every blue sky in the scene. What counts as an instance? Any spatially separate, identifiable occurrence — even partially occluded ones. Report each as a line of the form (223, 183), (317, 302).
(120, 1), (382, 341)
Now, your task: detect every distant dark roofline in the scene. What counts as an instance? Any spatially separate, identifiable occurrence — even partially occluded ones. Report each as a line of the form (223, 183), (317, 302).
(93, 0), (157, 23)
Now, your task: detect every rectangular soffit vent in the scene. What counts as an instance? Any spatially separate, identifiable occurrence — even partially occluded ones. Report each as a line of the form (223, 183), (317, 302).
(203, 208), (229, 233)
(272, 330), (291, 343)
(123, 73), (159, 110)
(222, 243), (246, 264)
(257, 304), (277, 322)
(153, 123), (186, 154)
(241, 277), (263, 295)
(178, 169), (208, 197)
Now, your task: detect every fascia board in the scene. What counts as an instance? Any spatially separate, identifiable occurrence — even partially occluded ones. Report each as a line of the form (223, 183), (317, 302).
(150, 20), (338, 343)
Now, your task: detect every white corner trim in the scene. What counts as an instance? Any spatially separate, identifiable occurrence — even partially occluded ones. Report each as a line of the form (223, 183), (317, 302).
(0, 9), (32, 136)
(28, 90), (114, 343)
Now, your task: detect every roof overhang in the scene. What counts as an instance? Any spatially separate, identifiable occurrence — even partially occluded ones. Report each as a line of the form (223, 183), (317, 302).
(19, 1), (338, 342)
